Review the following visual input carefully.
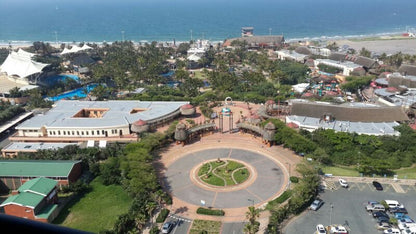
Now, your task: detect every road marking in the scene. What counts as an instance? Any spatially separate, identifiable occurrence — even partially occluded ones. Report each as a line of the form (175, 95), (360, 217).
(245, 188), (264, 203)
(211, 192), (218, 207)
(227, 148), (233, 158)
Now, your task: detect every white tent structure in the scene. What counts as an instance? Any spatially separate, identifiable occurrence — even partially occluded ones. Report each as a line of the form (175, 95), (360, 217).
(61, 44), (92, 55)
(187, 53), (202, 62)
(0, 50), (49, 79)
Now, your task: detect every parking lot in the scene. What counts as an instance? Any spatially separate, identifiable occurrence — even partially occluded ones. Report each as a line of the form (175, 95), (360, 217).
(284, 181), (416, 234)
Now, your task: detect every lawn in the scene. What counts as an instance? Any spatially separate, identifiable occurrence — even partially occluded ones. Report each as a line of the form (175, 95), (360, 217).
(189, 219), (222, 234)
(199, 160), (249, 186)
(394, 165), (416, 179)
(321, 164), (416, 179)
(193, 70), (207, 80)
(54, 177), (132, 233)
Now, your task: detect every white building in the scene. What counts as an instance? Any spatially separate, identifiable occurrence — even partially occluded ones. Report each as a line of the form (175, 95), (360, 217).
(14, 100), (189, 139)
(314, 59), (361, 76)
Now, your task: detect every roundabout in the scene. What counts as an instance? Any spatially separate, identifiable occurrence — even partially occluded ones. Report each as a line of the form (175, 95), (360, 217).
(164, 147), (286, 210)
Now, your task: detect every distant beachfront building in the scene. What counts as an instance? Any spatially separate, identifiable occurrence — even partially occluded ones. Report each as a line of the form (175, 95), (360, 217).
(241, 27), (254, 37)
(9, 100), (190, 144)
(285, 100), (409, 136)
(314, 52), (379, 76)
(0, 49), (49, 85)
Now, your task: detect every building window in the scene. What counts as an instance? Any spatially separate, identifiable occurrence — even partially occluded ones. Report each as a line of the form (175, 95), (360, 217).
(97, 130), (100, 135)
(58, 131), (61, 135)
(63, 131), (66, 135)
(86, 131), (89, 135)
(77, 131), (79, 135)
(81, 131), (84, 135)
(72, 131), (75, 135)
(91, 131), (94, 135)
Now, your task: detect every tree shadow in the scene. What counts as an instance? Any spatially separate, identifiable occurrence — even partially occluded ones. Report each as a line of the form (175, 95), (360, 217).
(52, 191), (88, 224)
(174, 206), (188, 215)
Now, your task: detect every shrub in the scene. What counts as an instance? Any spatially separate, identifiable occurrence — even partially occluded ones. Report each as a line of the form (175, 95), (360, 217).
(266, 190), (292, 209)
(290, 176), (299, 183)
(196, 207), (225, 216)
(150, 226), (159, 234)
(156, 208), (170, 223)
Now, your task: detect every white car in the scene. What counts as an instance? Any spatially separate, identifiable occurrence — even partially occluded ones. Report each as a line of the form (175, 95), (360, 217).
(383, 228), (400, 234)
(330, 225), (348, 234)
(339, 179), (348, 188)
(316, 224), (326, 234)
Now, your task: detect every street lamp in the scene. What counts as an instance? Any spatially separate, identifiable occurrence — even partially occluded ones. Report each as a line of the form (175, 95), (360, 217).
(248, 199), (254, 207)
(329, 203), (334, 225)
(286, 162), (291, 189)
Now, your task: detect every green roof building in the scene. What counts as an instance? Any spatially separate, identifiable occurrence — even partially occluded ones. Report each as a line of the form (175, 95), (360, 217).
(0, 160), (82, 191)
(0, 177), (59, 223)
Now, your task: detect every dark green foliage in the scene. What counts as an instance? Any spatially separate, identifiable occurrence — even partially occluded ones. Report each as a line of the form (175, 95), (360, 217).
(318, 64), (342, 74)
(60, 180), (91, 194)
(290, 176), (299, 183)
(302, 125), (416, 175)
(156, 208), (170, 223)
(266, 190), (292, 209)
(0, 102), (25, 125)
(340, 75), (373, 92)
(100, 157), (122, 185)
(149, 226), (159, 234)
(196, 207), (225, 216)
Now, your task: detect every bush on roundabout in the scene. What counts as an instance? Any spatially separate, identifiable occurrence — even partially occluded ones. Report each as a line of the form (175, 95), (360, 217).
(196, 207), (225, 216)
(290, 176), (299, 183)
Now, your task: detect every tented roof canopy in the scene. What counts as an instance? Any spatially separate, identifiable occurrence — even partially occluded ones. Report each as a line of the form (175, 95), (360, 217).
(0, 51), (49, 78)
(61, 44), (92, 55)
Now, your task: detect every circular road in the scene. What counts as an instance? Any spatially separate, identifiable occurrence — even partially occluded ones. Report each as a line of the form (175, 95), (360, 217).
(165, 148), (285, 209)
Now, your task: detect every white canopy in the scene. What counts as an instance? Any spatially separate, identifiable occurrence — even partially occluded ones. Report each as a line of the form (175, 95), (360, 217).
(61, 44), (92, 55)
(0, 51), (49, 78)
(187, 53), (202, 62)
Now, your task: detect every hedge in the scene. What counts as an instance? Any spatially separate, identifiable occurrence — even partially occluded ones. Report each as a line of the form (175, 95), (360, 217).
(266, 190), (293, 209)
(156, 208), (170, 223)
(196, 207), (225, 216)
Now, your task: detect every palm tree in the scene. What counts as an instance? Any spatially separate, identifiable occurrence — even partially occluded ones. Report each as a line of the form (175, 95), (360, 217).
(134, 213), (147, 231)
(246, 206), (260, 224)
(146, 202), (157, 224)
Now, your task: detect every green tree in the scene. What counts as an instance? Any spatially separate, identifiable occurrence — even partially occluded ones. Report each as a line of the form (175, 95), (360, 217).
(359, 47), (371, 58)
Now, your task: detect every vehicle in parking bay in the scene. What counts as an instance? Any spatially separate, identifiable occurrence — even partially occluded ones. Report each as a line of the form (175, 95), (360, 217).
(384, 200), (403, 209)
(162, 221), (176, 233)
(395, 213), (410, 219)
(376, 222), (392, 230)
(310, 199), (324, 211)
(316, 224), (326, 234)
(390, 207), (408, 214)
(383, 228), (400, 234)
(368, 201), (379, 205)
(377, 216), (390, 223)
(338, 179), (348, 188)
(366, 203), (386, 212)
(372, 181), (383, 190)
(373, 211), (389, 219)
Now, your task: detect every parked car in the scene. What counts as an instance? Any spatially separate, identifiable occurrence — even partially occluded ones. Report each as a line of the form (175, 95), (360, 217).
(310, 199), (324, 211)
(377, 222), (392, 230)
(390, 207), (408, 214)
(366, 204), (386, 212)
(316, 224), (326, 234)
(385, 200), (403, 209)
(339, 179), (348, 188)
(373, 181), (383, 190)
(383, 228), (400, 234)
(377, 216), (390, 223)
(373, 211), (389, 219)
(162, 221), (176, 234)
(368, 201), (379, 206)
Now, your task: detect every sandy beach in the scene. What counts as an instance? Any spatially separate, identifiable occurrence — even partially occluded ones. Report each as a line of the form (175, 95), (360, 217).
(333, 38), (416, 55)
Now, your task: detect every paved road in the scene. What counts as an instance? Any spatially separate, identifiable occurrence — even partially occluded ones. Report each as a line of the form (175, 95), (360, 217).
(222, 222), (245, 234)
(163, 215), (192, 234)
(165, 148), (285, 209)
(284, 181), (416, 234)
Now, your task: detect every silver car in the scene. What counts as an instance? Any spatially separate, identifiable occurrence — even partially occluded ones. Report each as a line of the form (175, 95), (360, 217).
(310, 199), (323, 211)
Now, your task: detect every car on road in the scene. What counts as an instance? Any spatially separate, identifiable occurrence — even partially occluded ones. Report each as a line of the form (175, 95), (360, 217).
(372, 181), (383, 190)
(384, 228), (400, 234)
(373, 211), (389, 219)
(162, 221), (176, 234)
(368, 200), (379, 206)
(316, 224), (326, 234)
(330, 225), (348, 234)
(339, 179), (348, 188)
(310, 199), (324, 211)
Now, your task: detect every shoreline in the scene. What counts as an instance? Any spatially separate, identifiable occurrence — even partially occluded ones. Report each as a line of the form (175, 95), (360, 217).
(2, 32), (416, 55)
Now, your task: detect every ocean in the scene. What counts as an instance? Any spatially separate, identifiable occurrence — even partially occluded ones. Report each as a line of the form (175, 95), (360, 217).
(1, 0), (416, 44)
